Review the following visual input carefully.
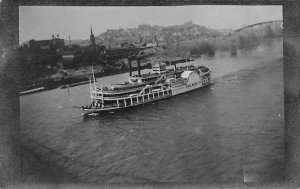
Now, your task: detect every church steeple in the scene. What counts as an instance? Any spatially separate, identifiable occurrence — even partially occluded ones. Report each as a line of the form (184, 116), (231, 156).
(90, 26), (96, 47)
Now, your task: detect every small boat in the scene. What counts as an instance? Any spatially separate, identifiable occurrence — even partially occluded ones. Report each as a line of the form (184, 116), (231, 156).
(82, 58), (211, 116)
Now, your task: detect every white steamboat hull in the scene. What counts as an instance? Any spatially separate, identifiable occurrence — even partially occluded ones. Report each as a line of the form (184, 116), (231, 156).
(82, 76), (210, 116)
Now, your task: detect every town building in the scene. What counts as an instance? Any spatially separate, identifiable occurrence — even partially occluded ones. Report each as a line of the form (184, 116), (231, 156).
(29, 34), (65, 51)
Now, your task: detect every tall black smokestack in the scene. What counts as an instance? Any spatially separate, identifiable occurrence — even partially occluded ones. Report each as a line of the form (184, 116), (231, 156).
(128, 58), (132, 76)
(137, 56), (141, 77)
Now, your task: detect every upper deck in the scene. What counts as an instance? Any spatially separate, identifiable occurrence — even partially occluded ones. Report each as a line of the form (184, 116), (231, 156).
(94, 58), (207, 95)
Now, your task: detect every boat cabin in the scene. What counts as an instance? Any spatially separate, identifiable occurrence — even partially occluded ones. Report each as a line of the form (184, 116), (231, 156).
(152, 62), (167, 74)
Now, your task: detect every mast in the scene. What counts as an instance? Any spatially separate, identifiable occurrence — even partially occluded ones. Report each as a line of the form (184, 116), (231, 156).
(92, 65), (104, 106)
(92, 65), (96, 94)
(89, 77), (92, 99)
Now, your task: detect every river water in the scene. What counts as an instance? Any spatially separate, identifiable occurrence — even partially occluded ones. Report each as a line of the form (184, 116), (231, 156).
(20, 39), (284, 184)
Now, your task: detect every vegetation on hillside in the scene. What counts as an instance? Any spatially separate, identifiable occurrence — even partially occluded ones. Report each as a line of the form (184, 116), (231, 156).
(158, 24), (283, 58)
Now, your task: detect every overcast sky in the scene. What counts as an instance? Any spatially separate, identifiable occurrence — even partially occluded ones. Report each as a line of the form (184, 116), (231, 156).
(19, 6), (282, 44)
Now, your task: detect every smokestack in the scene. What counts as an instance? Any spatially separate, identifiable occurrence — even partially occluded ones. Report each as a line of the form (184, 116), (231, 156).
(137, 56), (141, 77)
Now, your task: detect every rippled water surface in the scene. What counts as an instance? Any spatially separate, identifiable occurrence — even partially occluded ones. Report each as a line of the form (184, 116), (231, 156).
(20, 40), (284, 183)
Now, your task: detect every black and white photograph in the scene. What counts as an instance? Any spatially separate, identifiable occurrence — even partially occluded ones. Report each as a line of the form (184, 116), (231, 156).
(3, 2), (300, 188)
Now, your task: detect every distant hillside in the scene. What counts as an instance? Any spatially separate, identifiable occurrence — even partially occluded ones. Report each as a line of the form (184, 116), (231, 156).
(79, 21), (223, 47)
(20, 21), (227, 48)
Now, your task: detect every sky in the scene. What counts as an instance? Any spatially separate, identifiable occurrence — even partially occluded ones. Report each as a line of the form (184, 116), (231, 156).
(19, 6), (282, 44)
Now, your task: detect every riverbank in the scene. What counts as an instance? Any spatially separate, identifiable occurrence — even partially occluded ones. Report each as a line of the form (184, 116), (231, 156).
(19, 57), (193, 95)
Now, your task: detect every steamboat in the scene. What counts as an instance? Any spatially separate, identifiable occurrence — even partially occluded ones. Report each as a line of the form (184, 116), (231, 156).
(82, 57), (211, 115)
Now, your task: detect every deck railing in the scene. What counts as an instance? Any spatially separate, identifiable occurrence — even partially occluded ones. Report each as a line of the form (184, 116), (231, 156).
(98, 88), (172, 109)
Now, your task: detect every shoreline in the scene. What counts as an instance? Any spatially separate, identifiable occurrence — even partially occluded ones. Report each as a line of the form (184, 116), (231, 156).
(19, 58), (193, 95)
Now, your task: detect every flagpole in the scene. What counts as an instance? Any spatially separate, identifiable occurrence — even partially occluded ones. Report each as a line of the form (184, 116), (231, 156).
(92, 65), (96, 93)
(101, 83), (104, 106)
(89, 77), (92, 100)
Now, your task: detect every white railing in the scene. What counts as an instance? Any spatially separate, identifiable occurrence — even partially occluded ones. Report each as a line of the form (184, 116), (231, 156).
(98, 89), (172, 108)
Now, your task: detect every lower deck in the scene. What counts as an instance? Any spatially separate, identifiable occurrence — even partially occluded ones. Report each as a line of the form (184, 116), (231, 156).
(82, 88), (173, 114)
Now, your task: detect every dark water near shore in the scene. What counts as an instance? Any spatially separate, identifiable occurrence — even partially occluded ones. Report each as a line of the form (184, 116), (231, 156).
(20, 39), (284, 184)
